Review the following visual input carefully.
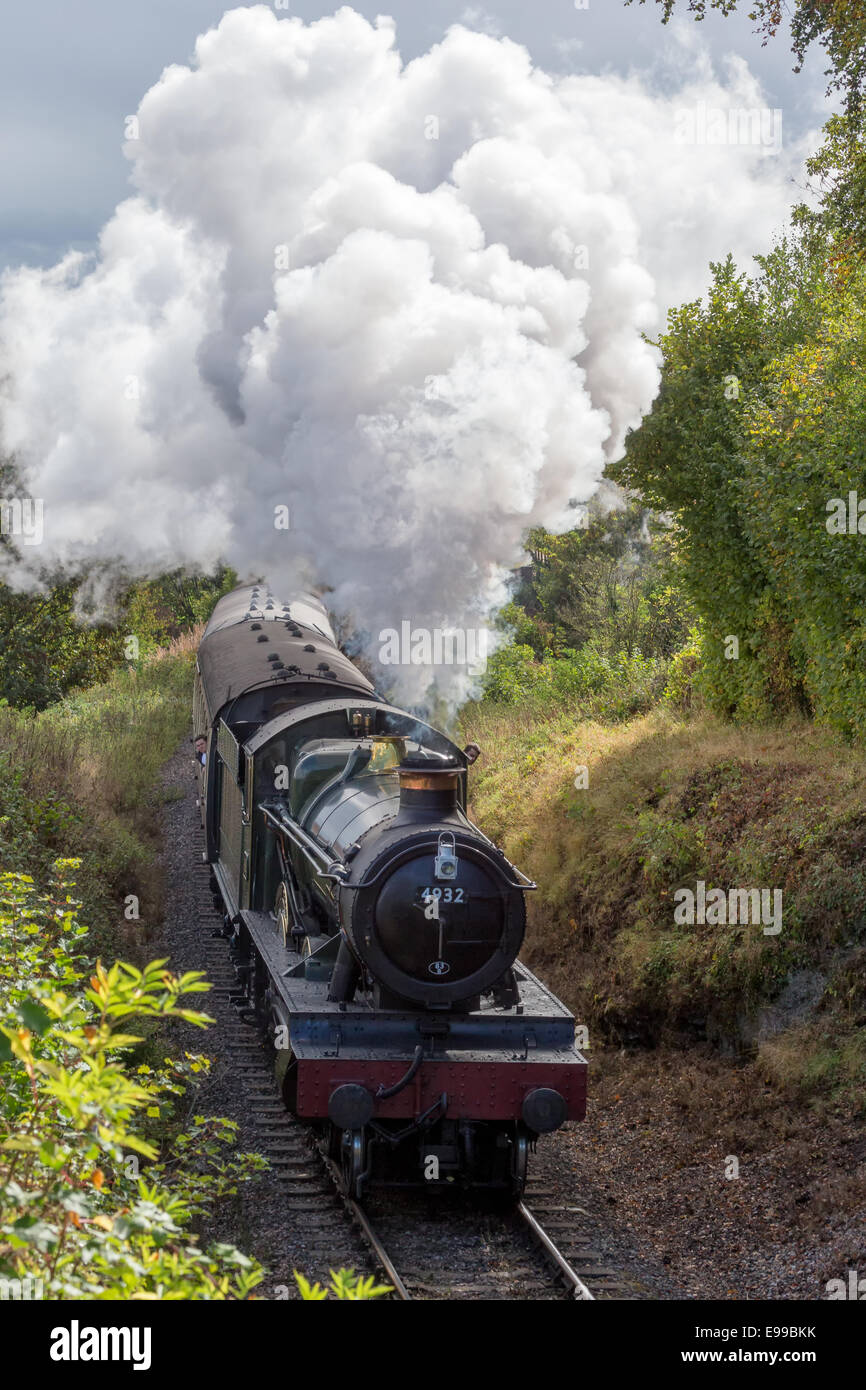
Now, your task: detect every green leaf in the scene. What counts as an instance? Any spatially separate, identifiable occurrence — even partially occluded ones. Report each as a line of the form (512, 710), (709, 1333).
(17, 999), (53, 1036)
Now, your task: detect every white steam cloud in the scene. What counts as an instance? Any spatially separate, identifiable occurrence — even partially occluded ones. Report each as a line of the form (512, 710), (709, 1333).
(0, 6), (803, 701)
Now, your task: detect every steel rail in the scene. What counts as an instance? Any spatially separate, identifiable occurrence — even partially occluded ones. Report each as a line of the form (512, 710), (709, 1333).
(345, 1195), (412, 1302)
(315, 1144), (412, 1301)
(516, 1200), (595, 1300)
(317, 1132), (595, 1303)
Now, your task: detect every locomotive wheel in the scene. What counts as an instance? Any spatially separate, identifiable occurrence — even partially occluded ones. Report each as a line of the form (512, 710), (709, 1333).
(274, 881), (292, 947)
(301, 934), (329, 959)
(340, 1128), (367, 1201)
(477, 1126), (529, 1211)
(510, 1126), (529, 1199)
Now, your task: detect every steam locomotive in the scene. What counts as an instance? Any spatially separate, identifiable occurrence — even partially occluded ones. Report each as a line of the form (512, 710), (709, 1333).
(194, 584), (587, 1199)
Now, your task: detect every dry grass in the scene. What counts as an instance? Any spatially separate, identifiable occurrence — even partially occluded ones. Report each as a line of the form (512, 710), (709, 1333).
(149, 623), (204, 661)
(0, 650), (195, 958)
(461, 702), (866, 1113)
(757, 1025), (866, 1104)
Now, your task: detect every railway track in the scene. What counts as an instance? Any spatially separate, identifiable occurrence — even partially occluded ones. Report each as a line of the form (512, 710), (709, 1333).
(191, 834), (621, 1301)
(334, 1180), (598, 1301)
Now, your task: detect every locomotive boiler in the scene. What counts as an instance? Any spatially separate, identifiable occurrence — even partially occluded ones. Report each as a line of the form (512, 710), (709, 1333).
(194, 583), (587, 1199)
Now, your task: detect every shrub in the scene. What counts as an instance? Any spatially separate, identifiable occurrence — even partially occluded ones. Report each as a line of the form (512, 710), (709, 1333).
(0, 865), (267, 1299)
(663, 626), (704, 712)
(480, 639), (669, 720)
(294, 1270), (392, 1300)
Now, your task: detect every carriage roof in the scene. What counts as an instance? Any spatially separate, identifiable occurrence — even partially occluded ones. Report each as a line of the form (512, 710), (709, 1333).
(197, 584), (375, 717)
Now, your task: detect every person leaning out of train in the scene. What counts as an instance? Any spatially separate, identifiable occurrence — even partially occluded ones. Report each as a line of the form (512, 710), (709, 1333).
(194, 734), (207, 766)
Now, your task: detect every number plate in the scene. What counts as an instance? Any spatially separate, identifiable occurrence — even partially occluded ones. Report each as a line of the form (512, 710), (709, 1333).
(417, 886), (467, 908)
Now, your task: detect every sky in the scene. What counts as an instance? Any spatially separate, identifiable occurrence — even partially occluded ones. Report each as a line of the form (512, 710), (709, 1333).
(0, 0), (832, 272)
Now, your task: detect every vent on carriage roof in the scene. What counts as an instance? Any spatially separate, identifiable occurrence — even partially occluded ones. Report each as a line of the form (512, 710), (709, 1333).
(303, 644), (315, 652)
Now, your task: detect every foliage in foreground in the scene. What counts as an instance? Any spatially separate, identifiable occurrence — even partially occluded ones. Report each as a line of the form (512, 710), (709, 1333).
(294, 1269), (392, 1300)
(0, 865), (267, 1299)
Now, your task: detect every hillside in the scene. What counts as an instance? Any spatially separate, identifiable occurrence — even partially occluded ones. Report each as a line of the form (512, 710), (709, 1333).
(460, 700), (866, 1295)
(463, 703), (866, 1118)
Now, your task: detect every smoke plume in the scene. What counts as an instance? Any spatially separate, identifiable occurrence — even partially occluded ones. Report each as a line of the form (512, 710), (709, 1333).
(0, 7), (803, 701)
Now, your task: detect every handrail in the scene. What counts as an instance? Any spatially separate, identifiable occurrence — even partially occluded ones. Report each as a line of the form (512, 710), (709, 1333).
(259, 800), (341, 874)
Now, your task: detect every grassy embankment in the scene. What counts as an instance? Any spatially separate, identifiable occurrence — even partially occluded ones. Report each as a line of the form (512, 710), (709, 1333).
(462, 700), (866, 1119)
(0, 631), (199, 958)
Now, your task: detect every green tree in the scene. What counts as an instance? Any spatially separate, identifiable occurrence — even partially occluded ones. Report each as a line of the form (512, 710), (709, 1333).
(0, 580), (123, 709)
(610, 246), (829, 719)
(516, 503), (692, 661)
(793, 110), (866, 255)
(611, 208), (866, 734)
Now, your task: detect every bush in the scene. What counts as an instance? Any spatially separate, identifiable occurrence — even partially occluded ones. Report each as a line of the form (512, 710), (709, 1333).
(0, 865), (267, 1298)
(294, 1270), (392, 1300)
(663, 626), (704, 712)
(0, 649), (196, 961)
(480, 639), (669, 720)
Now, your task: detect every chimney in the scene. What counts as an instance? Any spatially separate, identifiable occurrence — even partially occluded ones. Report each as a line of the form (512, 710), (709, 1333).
(397, 754), (460, 819)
